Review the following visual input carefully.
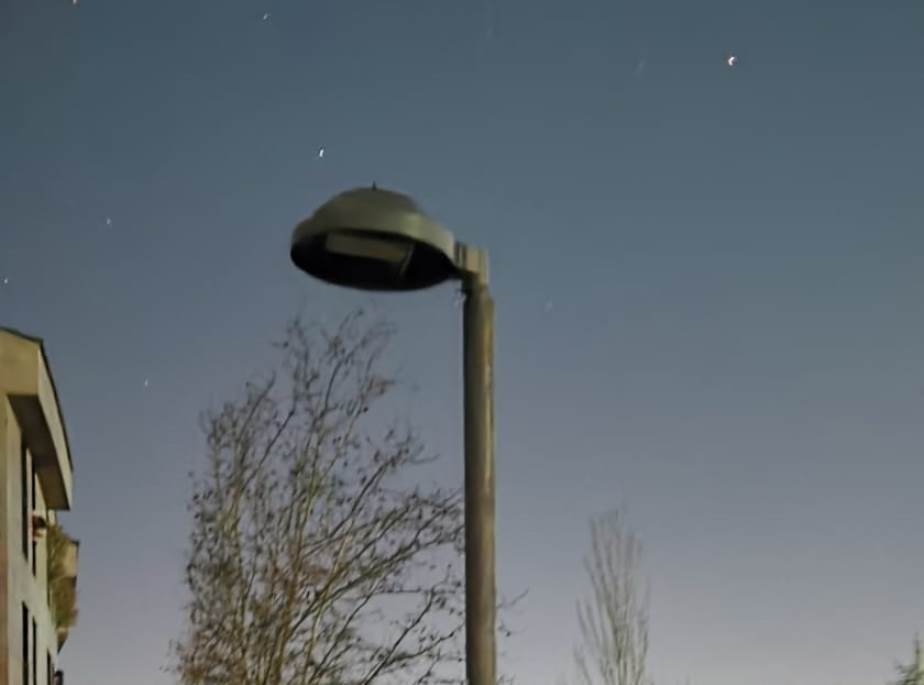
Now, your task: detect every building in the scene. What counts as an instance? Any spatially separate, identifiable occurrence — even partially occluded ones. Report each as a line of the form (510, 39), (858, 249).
(0, 328), (78, 685)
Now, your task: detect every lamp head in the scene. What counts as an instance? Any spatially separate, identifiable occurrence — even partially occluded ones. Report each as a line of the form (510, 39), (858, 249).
(290, 187), (459, 291)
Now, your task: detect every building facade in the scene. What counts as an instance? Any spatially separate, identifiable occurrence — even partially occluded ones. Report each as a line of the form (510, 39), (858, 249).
(0, 328), (78, 685)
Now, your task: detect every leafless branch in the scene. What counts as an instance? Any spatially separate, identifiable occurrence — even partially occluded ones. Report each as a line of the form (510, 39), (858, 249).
(573, 512), (650, 685)
(172, 311), (470, 685)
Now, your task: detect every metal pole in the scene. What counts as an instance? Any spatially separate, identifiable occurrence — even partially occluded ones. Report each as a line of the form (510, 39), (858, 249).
(463, 271), (496, 685)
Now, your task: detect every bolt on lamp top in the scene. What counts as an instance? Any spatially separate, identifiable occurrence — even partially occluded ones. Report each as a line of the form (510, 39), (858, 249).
(290, 186), (461, 291)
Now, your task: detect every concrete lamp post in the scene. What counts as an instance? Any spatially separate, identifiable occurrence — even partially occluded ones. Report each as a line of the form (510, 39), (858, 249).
(289, 186), (497, 685)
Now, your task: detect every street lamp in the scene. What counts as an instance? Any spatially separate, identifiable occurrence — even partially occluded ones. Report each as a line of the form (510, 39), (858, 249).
(290, 186), (497, 685)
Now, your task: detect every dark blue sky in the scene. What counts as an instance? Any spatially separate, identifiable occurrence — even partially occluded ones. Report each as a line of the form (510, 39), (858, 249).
(2, 0), (923, 683)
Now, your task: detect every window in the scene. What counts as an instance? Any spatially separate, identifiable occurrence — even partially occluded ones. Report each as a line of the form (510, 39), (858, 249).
(21, 441), (29, 559)
(32, 619), (37, 685)
(32, 467), (38, 576)
(22, 604), (29, 685)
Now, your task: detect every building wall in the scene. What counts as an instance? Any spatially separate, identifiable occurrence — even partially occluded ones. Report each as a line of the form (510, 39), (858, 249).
(1, 399), (58, 685)
(0, 400), (9, 683)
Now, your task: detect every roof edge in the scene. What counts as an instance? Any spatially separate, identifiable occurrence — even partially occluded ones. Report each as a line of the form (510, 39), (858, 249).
(1, 326), (75, 471)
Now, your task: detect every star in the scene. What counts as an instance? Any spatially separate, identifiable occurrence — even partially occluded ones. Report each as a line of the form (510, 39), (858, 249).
(318, 147), (325, 159)
(727, 54), (737, 67)
(143, 379), (150, 388)
(105, 217), (112, 226)
(1, 277), (9, 285)
(262, 12), (270, 21)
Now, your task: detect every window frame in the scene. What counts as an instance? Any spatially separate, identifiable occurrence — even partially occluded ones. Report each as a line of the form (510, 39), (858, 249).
(21, 441), (29, 560)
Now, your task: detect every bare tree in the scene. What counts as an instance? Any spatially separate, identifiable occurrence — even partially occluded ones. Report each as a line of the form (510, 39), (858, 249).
(573, 512), (650, 685)
(172, 311), (468, 685)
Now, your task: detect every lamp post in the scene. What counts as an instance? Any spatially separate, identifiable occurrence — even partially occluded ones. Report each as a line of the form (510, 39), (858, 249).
(289, 186), (496, 685)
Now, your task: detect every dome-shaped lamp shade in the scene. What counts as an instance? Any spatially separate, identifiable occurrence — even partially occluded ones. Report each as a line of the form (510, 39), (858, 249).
(291, 187), (459, 291)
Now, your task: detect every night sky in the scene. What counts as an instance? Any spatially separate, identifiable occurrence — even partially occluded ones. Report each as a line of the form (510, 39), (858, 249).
(2, 1), (923, 684)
